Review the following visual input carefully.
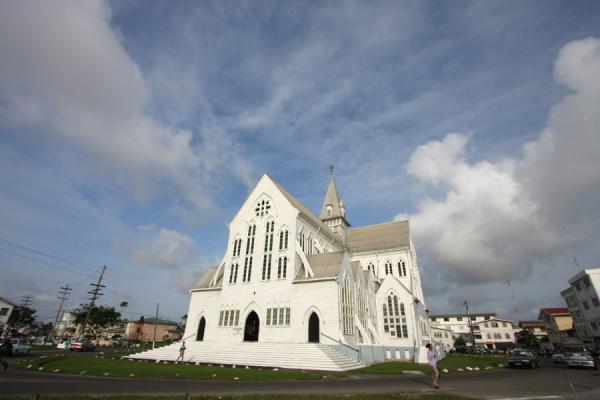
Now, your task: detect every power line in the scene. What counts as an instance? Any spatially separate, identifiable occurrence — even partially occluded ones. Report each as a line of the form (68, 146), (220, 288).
(0, 247), (95, 277)
(0, 237), (101, 269)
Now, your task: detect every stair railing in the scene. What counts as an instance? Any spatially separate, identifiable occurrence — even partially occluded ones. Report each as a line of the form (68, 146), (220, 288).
(320, 331), (359, 353)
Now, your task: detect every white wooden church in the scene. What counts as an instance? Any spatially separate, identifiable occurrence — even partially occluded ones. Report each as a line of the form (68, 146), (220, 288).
(130, 173), (432, 371)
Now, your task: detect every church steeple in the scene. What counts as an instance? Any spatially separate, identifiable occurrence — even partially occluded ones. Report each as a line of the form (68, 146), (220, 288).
(320, 167), (349, 241)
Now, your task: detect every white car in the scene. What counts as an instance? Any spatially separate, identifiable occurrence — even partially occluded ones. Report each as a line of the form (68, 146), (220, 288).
(565, 352), (596, 369)
(10, 339), (32, 356)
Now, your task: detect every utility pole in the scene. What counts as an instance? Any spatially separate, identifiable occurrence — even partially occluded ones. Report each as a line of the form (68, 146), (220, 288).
(463, 300), (475, 347)
(152, 303), (159, 349)
(50, 284), (72, 340)
(17, 294), (34, 327)
(80, 265), (106, 338)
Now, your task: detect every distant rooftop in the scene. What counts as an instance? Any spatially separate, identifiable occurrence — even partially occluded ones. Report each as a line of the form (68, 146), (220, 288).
(430, 312), (496, 319)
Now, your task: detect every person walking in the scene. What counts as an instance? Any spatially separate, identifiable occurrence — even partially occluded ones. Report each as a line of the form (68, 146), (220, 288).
(176, 341), (186, 363)
(1, 337), (14, 371)
(426, 343), (440, 389)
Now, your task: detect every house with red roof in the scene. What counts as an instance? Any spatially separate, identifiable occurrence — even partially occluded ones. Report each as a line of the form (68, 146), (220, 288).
(537, 307), (575, 348)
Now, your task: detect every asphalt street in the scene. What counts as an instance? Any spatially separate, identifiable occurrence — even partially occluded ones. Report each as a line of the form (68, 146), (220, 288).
(1, 359), (599, 399)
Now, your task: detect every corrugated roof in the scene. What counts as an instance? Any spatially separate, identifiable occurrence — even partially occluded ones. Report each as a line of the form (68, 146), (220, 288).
(194, 267), (217, 289)
(296, 251), (344, 281)
(346, 220), (410, 253)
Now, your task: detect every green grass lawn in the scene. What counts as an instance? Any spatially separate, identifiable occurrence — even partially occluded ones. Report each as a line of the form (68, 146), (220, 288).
(358, 354), (507, 375)
(10, 355), (323, 380)
(0, 395), (475, 400)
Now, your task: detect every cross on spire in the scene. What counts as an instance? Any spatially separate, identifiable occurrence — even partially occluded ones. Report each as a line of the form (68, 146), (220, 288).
(329, 165), (334, 177)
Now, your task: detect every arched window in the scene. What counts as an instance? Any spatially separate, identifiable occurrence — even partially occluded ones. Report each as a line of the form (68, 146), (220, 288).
(383, 293), (408, 338)
(367, 262), (375, 275)
(299, 230), (305, 252)
(229, 263), (239, 284)
(385, 261), (392, 275)
(232, 237), (242, 257)
(398, 260), (406, 277)
(277, 256), (287, 279)
(279, 229), (289, 250)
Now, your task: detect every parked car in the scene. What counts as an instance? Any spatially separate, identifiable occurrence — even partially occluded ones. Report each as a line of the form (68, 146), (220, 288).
(10, 339), (32, 356)
(69, 340), (96, 352)
(551, 352), (566, 363)
(565, 352), (596, 369)
(508, 349), (541, 368)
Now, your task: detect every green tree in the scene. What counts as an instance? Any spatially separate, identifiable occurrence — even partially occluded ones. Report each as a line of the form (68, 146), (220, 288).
(517, 330), (539, 348)
(72, 305), (121, 337)
(454, 336), (466, 348)
(7, 306), (36, 326)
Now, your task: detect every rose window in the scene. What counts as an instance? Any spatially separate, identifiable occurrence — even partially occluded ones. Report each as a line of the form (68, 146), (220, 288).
(255, 200), (271, 217)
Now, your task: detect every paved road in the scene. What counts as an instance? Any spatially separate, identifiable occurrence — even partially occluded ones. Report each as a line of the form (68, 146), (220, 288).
(1, 360), (599, 399)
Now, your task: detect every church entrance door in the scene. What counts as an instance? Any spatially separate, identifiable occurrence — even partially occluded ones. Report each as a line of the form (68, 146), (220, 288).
(244, 311), (259, 342)
(197, 317), (206, 341)
(308, 312), (320, 343)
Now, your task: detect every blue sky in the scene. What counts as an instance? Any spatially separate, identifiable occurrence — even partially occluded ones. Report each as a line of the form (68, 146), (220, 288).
(1, 0), (599, 324)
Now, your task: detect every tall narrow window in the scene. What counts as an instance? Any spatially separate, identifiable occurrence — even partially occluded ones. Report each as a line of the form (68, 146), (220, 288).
(229, 263), (239, 284)
(300, 231), (305, 252)
(384, 293), (408, 338)
(398, 260), (406, 276)
(232, 238), (242, 257)
(266, 309), (272, 325)
(341, 276), (354, 335)
(368, 262), (375, 275)
(385, 261), (392, 275)
(262, 254), (272, 280)
(245, 224), (256, 255)
(243, 257), (253, 282)
(219, 311), (224, 327)
(277, 256), (287, 279)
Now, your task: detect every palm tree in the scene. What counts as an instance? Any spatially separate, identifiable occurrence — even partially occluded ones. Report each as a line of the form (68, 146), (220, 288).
(119, 301), (128, 321)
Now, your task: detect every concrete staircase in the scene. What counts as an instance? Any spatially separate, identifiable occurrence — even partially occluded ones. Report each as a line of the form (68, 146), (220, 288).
(127, 341), (365, 371)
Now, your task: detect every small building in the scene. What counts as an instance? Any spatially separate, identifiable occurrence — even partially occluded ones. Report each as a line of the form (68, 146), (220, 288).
(473, 318), (519, 350)
(54, 311), (78, 338)
(430, 325), (454, 351)
(0, 296), (15, 335)
(561, 268), (600, 348)
(518, 320), (548, 341)
(124, 317), (180, 342)
(538, 307), (575, 348)
(429, 312), (496, 345)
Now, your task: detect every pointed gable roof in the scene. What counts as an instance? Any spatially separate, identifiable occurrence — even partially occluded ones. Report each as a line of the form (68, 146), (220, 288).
(320, 178), (344, 219)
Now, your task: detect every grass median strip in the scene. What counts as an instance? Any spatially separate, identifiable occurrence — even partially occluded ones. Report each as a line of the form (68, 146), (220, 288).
(10, 355), (323, 380)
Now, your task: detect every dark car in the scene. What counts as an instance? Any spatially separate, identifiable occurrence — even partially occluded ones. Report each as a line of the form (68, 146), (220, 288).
(69, 340), (96, 352)
(508, 349), (541, 368)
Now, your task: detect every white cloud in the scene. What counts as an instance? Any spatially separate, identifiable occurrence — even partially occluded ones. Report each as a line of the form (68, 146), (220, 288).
(132, 225), (198, 270)
(0, 0), (252, 219)
(404, 37), (600, 287)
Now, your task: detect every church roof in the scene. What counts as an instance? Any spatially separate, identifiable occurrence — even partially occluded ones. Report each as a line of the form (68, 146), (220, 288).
(269, 175), (343, 247)
(346, 220), (410, 253)
(194, 267), (218, 289)
(296, 251), (345, 280)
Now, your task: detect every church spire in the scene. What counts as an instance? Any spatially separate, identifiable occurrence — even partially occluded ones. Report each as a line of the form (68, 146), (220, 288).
(320, 167), (350, 242)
